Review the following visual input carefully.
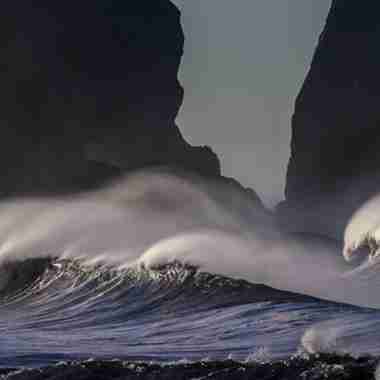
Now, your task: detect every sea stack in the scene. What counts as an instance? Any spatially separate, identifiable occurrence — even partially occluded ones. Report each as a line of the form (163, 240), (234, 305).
(278, 0), (380, 239)
(0, 1), (220, 197)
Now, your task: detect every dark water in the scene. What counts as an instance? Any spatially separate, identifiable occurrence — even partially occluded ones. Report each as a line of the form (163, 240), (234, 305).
(0, 258), (379, 370)
(0, 171), (379, 379)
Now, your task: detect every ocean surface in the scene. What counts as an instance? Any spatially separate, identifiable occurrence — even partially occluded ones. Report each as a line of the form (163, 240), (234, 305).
(0, 170), (380, 373)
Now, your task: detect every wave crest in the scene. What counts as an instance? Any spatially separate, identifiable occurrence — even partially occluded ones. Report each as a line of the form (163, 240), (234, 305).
(0, 170), (378, 307)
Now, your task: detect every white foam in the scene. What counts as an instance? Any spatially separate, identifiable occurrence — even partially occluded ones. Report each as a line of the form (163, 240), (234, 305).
(344, 194), (380, 262)
(0, 170), (378, 307)
(302, 324), (343, 354)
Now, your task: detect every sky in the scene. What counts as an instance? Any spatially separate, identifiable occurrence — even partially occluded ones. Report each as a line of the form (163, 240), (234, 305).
(171, 1), (331, 207)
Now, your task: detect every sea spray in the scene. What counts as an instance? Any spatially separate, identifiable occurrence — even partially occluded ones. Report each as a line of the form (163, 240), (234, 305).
(0, 171), (378, 365)
(0, 170), (376, 307)
(344, 194), (380, 263)
(302, 323), (345, 354)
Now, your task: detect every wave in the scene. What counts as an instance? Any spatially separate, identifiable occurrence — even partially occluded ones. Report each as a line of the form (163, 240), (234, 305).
(0, 169), (378, 308)
(344, 194), (380, 264)
(300, 312), (380, 360)
(1, 257), (380, 367)
(2, 257), (326, 315)
(0, 257), (327, 365)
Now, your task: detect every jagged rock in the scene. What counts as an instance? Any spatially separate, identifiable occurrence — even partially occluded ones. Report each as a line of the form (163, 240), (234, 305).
(0, 1), (220, 198)
(1, 355), (377, 380)
(279, 1), (380, 239)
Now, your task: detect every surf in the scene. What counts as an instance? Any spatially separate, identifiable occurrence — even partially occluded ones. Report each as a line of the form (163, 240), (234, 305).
(0, 169), (376, 308)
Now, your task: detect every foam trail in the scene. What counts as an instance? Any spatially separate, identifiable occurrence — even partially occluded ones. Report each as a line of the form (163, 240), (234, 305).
(0, 170), (378, 307)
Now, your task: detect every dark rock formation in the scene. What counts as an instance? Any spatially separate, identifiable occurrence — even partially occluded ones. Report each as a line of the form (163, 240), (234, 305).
(2, 355), (378, 380)
(0, 1), (220, 198)
(279, 1), (380, 239)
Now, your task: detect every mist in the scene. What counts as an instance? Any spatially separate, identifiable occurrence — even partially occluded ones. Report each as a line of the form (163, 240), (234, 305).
(171, 1), (331, 207)
(0, 170), (378, 308)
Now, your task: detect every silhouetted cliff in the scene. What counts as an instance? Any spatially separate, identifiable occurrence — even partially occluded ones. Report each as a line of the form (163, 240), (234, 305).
(0, 1), (220, 197)
(279, 0), (380, 238)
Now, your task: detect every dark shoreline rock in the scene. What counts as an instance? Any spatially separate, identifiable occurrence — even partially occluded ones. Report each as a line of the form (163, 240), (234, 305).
(1, 354), (378, 380)
(280, 0), (380, 239)
(0, 1), (220, 199)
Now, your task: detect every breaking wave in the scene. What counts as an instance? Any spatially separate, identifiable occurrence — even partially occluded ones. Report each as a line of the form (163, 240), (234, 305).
(0, 170), (380, 367)
(344, 194), (380, 264)
(0, 169), (377, 307)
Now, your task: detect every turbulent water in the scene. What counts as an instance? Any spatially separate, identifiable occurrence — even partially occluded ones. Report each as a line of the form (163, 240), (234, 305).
(1, 170), (380, 370)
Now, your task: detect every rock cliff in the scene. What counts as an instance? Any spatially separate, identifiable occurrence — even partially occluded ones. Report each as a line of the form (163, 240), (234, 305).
(0, 1), (220, 197)
(279, 0), (380, 238)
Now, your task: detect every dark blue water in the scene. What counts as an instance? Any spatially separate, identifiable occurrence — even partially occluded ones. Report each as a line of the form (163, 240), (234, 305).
(0, 171), (379, 369)
(0, 259), (379, 368)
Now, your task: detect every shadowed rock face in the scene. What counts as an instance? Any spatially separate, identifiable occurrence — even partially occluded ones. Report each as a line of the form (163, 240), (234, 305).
(280, 0), (380, 239)
(0, 1), (220, 197)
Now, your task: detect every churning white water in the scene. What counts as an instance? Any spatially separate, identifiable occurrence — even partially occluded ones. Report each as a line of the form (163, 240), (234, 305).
(0, 170), (379, 368)
(0, 169), (376, 308)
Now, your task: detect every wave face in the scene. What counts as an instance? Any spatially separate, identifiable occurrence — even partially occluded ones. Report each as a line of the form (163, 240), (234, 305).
(1, 258), (380, 368)
(0, 170), (380, 367)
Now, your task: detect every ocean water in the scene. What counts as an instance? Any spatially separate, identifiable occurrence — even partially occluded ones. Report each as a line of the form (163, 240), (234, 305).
(0, 170), (379, 369)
